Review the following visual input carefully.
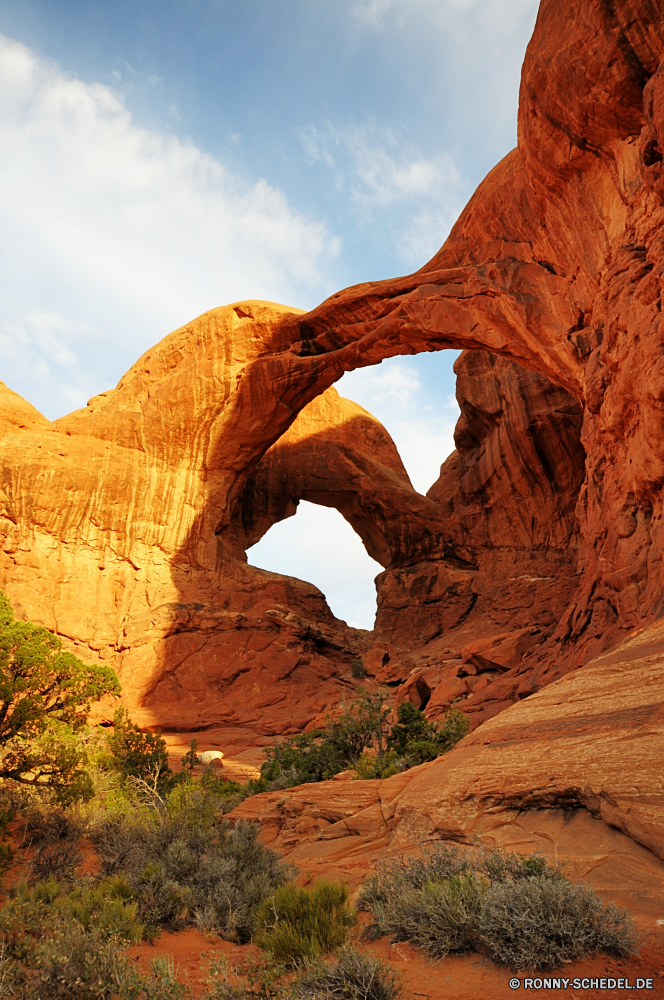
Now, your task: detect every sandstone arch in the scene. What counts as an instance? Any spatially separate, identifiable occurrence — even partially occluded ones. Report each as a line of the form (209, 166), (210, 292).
(1, 0), (663, 734)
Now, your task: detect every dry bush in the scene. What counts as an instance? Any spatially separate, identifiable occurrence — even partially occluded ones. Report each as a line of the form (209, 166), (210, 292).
(23, 807), (87, 883)
(358, 843), (639, 970)
(379, 873), (488, 959)
(295, 948), (403, 1000)
(478, 878), (640, 971)
(256, 881), (356, 966)
(93, 797), (294, 942)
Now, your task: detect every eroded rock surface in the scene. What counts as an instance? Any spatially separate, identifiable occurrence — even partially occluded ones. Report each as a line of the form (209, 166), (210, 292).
(232, 622), (664, 938)
(0, 303), (374, 732)
(1, 0), (664, 738)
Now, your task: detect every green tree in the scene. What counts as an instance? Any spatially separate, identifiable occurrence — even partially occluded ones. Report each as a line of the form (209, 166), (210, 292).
(387, 702), (470, 766)
(260, 693), (470, 789)
(105, 707), (171, 784)
(261, 690), (392, 785)
(0, 590), (120, 799)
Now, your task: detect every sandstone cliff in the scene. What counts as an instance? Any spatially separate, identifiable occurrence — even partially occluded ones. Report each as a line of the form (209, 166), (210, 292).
(1, 0), (664, 739)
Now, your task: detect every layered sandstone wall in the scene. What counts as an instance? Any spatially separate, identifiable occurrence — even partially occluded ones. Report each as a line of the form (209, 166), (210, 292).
(1, 0), (664, 733)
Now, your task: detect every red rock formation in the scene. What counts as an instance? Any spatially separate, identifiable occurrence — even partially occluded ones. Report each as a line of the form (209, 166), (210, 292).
(2, 0), (664, 736)
(274, 0), (664, 696)
(237, 385), (443, 570)
(0, 303), (376, 733)
(232, 621), (664, 936)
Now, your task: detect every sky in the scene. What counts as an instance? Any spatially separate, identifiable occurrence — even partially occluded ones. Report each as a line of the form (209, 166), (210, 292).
(0, 0), (540, 628)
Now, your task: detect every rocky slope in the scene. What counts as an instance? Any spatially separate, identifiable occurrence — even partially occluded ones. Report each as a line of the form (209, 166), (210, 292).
(232, 621), (664, 940)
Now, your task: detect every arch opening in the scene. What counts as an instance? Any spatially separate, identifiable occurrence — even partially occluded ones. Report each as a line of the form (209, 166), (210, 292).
(247, 500), (382, 630)
(242, 350), (463, 633)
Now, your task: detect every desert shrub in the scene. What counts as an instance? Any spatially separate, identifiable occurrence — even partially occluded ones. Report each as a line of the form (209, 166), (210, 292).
(358, 843), (639, 970)
(262, 691), (390, 787)
(0, 881), (144, 998)
(358, 841), (472, 927)
(0, 872), (200, 998)
(203, 953), (292, 1000)
(256, 881), (356, 966)
(105, 707), (172, 786)
(478, 878), (640, 971)
(350, 658), (366, 680)
(359, 842), (562, 921)
(260, 692), (469, 789)
(23, 806), (87, 882)
(0, 795), (13, 883)
(382, 873), (488, 959)
(143, 955), (192, 999)
(386, 702), (470, 768)
(93, 791), (294, 942)
(0, 590), (119, 801)
(3, 875), (145, 944)
(295, 947), (403, 1000)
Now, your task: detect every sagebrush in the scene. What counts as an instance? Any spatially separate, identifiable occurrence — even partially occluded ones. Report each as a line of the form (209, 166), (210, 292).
(358, 843), (640, 970)
(93, 789), (294, 941)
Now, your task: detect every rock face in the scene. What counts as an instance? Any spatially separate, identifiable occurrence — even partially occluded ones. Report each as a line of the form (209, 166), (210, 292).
(276, 0), (664, 697)
(2, 0), (664, 736)
(231, 621), (664, 946)
(0, 303), (373, 732)
(238, 385), (440, 570)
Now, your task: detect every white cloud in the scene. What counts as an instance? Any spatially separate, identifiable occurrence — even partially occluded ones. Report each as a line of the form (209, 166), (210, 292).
(0, 311), (100, 411)
(387, 416), (458, 495)
(297, 120), (464, 265)
(360, 365), (420, 406)
(352, 0), (536, 37)
(0, 33), (341, 418)
(351, 0), (403, 29)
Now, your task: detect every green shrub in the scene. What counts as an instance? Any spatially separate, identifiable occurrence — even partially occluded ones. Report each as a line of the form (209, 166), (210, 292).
(358, 843), (639, 970)
(93, 797), (295, 942)
(203, 953), (291, 999)
(295, 947), (403, 1000)
(256, 881), (356, 966)
(3, 875), (145, 945)
(0, 901), (192, 999)
(0, 590), (119, 801)
(478, 878), (640, 971)
(106, 707), (172, 786)
(262, 691), (390, 787)
(143, 954), (192, 999)
(260, 695), (469, 790)
(0, 883), (145, 998)
(350, 658), (366, 680)
(386, 702), (470, 767)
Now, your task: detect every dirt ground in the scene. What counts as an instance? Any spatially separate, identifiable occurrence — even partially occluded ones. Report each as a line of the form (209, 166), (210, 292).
(128, 925), (664, 999)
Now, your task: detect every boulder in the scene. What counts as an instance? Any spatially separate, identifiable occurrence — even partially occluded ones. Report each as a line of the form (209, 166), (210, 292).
(460, 627), (551, 674)
(394, 673), (432, 710)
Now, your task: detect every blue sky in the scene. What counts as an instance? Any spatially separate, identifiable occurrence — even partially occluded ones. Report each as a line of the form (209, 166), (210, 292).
(0, 0), (539, 627)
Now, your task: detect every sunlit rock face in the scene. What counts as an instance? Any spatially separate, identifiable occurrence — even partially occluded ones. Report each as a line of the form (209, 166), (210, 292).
(0, 303), (372, 733)
(1, 0), (664, 735)
(279, 0), (664, 689)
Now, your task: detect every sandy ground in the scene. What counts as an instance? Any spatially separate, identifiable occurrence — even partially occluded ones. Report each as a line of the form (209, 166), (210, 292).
(128, 924), (664, 999)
